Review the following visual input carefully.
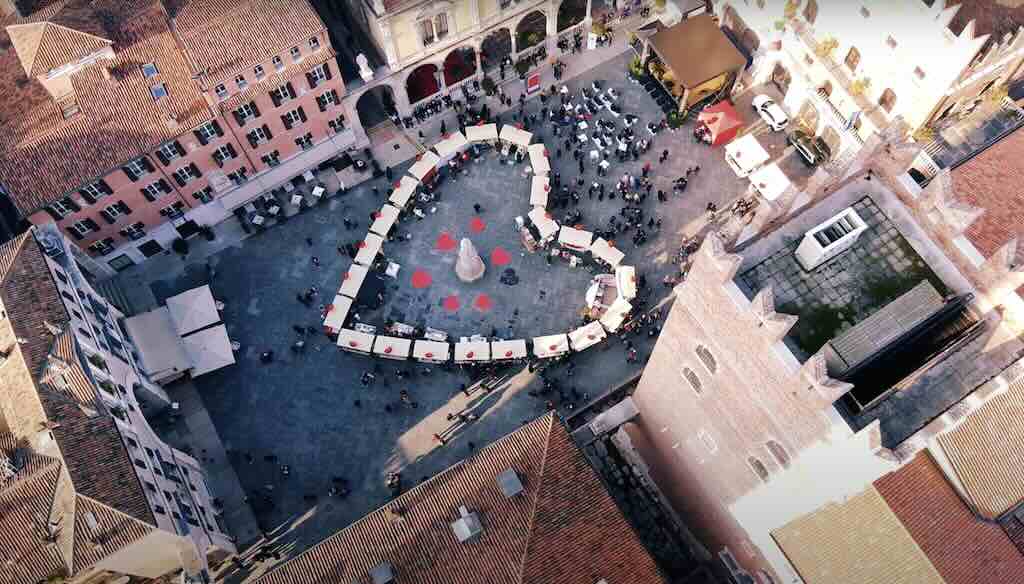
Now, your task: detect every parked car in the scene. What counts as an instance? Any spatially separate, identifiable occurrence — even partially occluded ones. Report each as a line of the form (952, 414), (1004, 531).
(787, 130), (831, 166)
(752, 94), (789, 131)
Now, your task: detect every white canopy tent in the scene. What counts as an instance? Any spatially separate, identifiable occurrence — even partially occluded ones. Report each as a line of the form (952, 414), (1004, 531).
(600, 298), (633, 332)
(372, 335), (412, 360)
(465, 123), (498, 143)
(369, 204), (401, 236)
(408, 151), (441, 179)
(337, 328), (375, 353)
(528, 144), (550, 175)
(491, 339), (527, 360)
(616, 265), (637, 300)
(558, 226), (593, 252)
(569, 321), (607, 352)
(528, 207), (560, 241)
(322, 295), (352, 332)
(499, 125), (533, 147)
(530, 175), (550, 207)
(454, 341), (490, 363)
(590, 238), (625, 267)
(434, 131), (469, 162)
(748, 162), (791, 202)
(354, 233), (384, 266)
(122, 308), (191, 385)
(389, 176), (419, 208)
(165, 285), (219, 336)
(533, 334), (570, 358)
(412, 340), (450, 363)
(338, 264), (368, 299)
(724, 133), (769, 178)
(182, 325), (236, 377)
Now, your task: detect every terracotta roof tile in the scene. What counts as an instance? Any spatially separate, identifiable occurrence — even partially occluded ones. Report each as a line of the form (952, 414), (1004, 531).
(947, 0), (1024, 40)
(219, 48), (335, 111)
(875, 451), (1024, 584)
(72, 494), (155, 573)
(7, 18), (112, 77)
(950, 127), (1024, 259)
(255, 414), (667, 584)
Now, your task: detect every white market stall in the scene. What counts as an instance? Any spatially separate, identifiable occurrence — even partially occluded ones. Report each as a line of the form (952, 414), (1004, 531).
(528, 144), (550, 175)
(600, 298), (633, 332)
(322, 295), (352, 333)
(408, 150), (441, 180)
(616, 265), (637, 300)
(465, 123), (498, 143)
(533, 333), (570, 358)
(354, 233), (384, 266)
(558, 226), (593, 252)
(369, 204), (401, 236)
(748, 162), (791, 202)
(338, 264), (368, 299)
(182, 325), (236, 377)
(165, 285), (219, 336)
(499, 124), (533, 148)
(454, 341), (490, 363)
(389, 176), (419, 208)
(724, 133), (769, 178)
(569, 321), (607, 352)
(434, 131), (469, 163)
(528, 207), (560, 242)
(491, 339), (528, 360)
(530, 175), (550, 207)
(372, 335), (412, 360)
(590, 238), (625, 268)
(337, 328), (375, 353)
(412, 339), (450, 363)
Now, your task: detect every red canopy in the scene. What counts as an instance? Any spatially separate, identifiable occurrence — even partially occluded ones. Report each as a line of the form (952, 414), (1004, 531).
(697, 100), (744, 146)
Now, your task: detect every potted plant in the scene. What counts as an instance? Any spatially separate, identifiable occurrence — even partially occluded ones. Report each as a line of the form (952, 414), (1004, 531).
(87, 353), (107, 370)
(171, 237), (189, 257)
(481, 76), (496, 95)
(849, 77), (871, 96)
(814, 36), (838, 59)
(912, 125), (936, 142)
(199, 225), (215, 241)
(667, 110), (683, 129)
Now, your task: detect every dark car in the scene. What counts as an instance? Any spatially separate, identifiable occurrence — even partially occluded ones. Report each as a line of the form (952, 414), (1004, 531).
(788, 130), (831, 166)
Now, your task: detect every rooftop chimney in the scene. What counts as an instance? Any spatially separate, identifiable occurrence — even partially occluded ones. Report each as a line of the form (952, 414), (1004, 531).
(497, 468), (524, 498)
(451, 505), (483, 542)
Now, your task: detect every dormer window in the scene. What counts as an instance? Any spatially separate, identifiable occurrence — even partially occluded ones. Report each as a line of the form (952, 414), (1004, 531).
(273, 55), (284, 72)
(150, 83), (168, 100)
(235, 74), (248, 90)
(215, 84), (227, 100)
(254, 64), (265, 79)
(141, 62), (158, 78)
(289, 46), (301, 63)
(309, 36), (320, 51)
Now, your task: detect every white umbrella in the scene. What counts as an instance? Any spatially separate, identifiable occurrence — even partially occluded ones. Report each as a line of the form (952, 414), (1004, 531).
(491, 339), (527, 360)
(528, 144), (550, 175)
(337, 328), (375, 353)
(369, 204), (400, 236)
(372, 335), (411, 360)
(590, 238), (625, 267)
(408, 150), (441, 179)
(322, 295), (352, 332)
(412, 340), (450, 363)
(499, 124), (533, 148)
(558, 226), (594, 252)
(530, 175), (550, 207)
(434, 131), (469, 161)
(182, 325), (236, 376)
(389, 176), (418, 208)
(533, 334), (570, 358)
(465, 123), (498, 143)
(615, 265), (637, 300)
(354, 233), (384, 266)
(528, 207), (560, 241)
(165, 285), (219, 336)
(600, 298), (633, 332)
(569, 321), (606, 352)
(338, 264), (368, 299)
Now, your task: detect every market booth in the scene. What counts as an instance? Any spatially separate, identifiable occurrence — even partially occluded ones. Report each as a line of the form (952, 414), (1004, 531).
(412, 339), (450, 363)
(389, 176), (419, 208)
(558, 226), (593, 252)
(499, 124), (533, 148)
(569, 321), (607, 352)
(616, 265), (638, 300)
(528, 144), (550, 175)
(354, 233), (384, 266)
(454, 340), (491, 363)
(696, 100), (744, 146)
(491, 339), (528, 360)
(369, 204), (401, 236)
(590, 238), (625, 268)
(339, 264), (369, 299)
(373, 335), (412, 360)
(533, 334), (570, 359)
(408, 151), (441, 181)
(600, 298), (633, 332)
(748, 162), (791, 202)
(528, 207), (560, 242)
(724, 133), (769, 178)
(337, 328), (375, 353)
(434, 131), (469, 163)
(530, 175), (550, 207)
(323, 295), (352, 333)
(182, 326), (236, 377)
(465, 123), (499, 143)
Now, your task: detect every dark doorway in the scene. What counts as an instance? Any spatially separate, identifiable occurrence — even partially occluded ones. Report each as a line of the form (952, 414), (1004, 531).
(443, 46), (477, 86)
(175, 220), (201, 239)
(356, 85), (399, 131)
(481, 28), (512, 70)
(406, 63), (441, 105)
(516, 11), (547, 52)
(138, 240), (164, 257)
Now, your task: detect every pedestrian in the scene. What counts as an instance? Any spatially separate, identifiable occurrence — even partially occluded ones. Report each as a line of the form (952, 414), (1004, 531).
(440, 120), (447, 135)
(305, 237), (313, 247)
(418, 130), (425, 141)
(642, 162), (651, 177)
(578, 158), (584, 174)
(343, 217), (353, 230)
(385, 166), (393, 181)
(473, 203), (483, 214)
(311, 256), (320, 268)
(659, 149), (669, 163)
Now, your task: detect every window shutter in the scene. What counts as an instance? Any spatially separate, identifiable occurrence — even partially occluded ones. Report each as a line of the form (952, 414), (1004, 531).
(141, 188), (156, 202)
(227, 143), (237, 158)
(189, 163), (202, 178)
(262, 124), (273, 139)
(306, 71), (316, 89)
(286, 82), (296, 99)
(142, 157), (155, 173)
(123, 166), (139, 182)
(100, 209), (115, 224)
(281, 114), (292, 130)
(247, 132), (258, 148)
(270, 90), (282, 107)
(298, 107), (307, 122)
(174, 173), (187, 187)
(156, 149), (170, 165)
(213, 120), (224, 136)
(213, 150), (224, 167)
(44, 207), (63, 221)
(118, 201), (132, 215)
(250, 101), (261, 118)
(317, 95), (327, 112)
(65, 198), (81, 212)
(323, 63), (332, 80)
(233, 109), (246, 127)
(80, 189), (97, 204)
(159, 179), (171, 193)
(194, 129), (209, 146)
(66, 227), (84, 241)
(84, 218), (100, 231)
(174, 141), (186, 157)
(99, 180), (112, 195)
(330, 89), (339, 104)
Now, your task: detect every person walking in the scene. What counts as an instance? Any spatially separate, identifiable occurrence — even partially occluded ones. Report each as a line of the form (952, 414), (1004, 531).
(659, 149), (669, 163)
(473, 203), (483, 214)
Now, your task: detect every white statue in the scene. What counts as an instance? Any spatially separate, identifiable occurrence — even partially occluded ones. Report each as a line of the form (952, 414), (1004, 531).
(356, 53), (373, 83)
(455, 238), (486, 282)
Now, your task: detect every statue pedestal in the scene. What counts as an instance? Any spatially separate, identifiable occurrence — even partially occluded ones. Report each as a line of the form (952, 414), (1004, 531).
(455, 238), (486, 282)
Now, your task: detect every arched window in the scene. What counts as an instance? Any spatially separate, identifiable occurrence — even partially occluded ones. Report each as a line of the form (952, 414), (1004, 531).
(695, 345), (717, 374)
(803, 0), (818, 24)
(748, 456), (770, 482)
(878, 88), (897, 113)
(766, 440), (791, 469)
(681, 366), (702, 395)
(844, 46), (860, 72)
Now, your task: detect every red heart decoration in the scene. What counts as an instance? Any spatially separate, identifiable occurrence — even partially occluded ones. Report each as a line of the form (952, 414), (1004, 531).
(425, 352), (434, 358)
(349, 341), (358, 347)
(384, 346), (393, 353)
(467, 351), (475, 358)
(505, 350), (513, 357)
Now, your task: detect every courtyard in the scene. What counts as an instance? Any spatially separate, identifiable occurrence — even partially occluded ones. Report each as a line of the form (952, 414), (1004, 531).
(129, 51), (755, 582)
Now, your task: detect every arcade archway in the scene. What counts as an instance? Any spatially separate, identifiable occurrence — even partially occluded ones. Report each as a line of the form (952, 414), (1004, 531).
(406, 63), (441, 105)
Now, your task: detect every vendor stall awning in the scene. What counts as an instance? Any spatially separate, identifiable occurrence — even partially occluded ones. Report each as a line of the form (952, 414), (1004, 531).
(697, 100), (744, 146)
(569, 321), (607, 352)
(412, 339), (450, 362)
(434, 131), (469, 160)
(724, 133), (769, 177)
(354, 233), (384, 266)
(590, 238), (625, 267)
(369, 204), (401, 236)
(337, 328), (375, 352)
(530, 175), (550, 207)
(122, 307), (190, 383)
(528, 207), (560, 240)
(165, 285), (219, 336)
(616, 265), (637, 300)
(454, 341), (490, 362)
(648, 13), (746, 89)
(465, 123), (498, 142)
(323, 295), (352, 332)
(389, 176), (419, 208)
(182, 325), (236, 377)
(373, 335), (412, 360)
(499, 124), (533, 147)
(408, 151), (441, 180)
(533, 334), (570, 358)
(339, 264), (368, 299)
(528, 144), (550, 175)
(749, 162), (791, 202)
(600, 298), (633, 332)
(491, 339), (527, 360)
(558, 226), (594, 251)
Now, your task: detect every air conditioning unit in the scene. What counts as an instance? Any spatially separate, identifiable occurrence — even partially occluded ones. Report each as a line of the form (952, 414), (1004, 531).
(795, 207), (867, 270)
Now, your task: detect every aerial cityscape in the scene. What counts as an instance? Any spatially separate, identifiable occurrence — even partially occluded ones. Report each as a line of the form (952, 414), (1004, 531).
(2, 0), (1024, 583)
